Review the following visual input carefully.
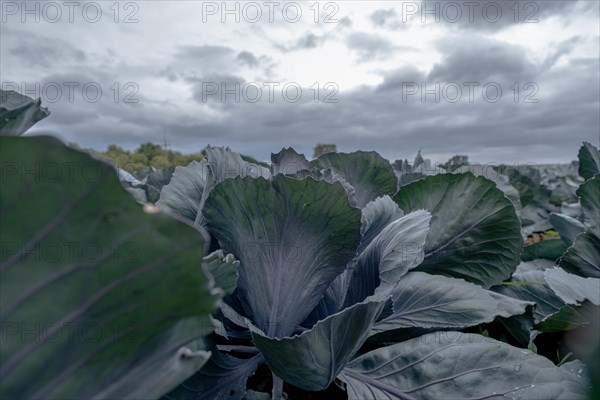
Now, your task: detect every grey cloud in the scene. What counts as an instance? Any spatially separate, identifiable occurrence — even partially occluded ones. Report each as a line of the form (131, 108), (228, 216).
(376, 66), (428, 92)
(30, 63), (599, 165)
(421, 0), (585, 32)
(368, 1), (586, 32)
(168, 45), (238, 77)
(162, 47), (275, 83)
(26, 47), (599, 165)
(189, 73), (247, 105)
(295, 33), (321, 49)
(28, 68), (175, 133)
(346, 32), (409, 62)
(236, 51), (259, 67)
(371, 8), (397, 27)
(428, 36), (537, 83)
(338, 17), (353, 29)
(174, 45), (235, 62)
(7, 32), (86, 68)
(540, 36), (581, 71)
(8, 0), (597, 165)
(276, 33), (325, 52)
(429, 35), (589, 86)
(156, 53), (598, 164)
(157, 66), (178, 82)
(272, 18), (352, 53)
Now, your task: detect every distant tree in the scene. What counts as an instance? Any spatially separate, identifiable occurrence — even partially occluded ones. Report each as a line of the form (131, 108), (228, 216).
(151, 155), (171, 169)
(126, 152), (149, 171)
(137, 143), (164, 161)
(313, 143), (337, 158)
(90, 143), (207, 172)
(107, 144), (126, 153)
(93, 144), (131, 169)
(182, 151), (205, 165)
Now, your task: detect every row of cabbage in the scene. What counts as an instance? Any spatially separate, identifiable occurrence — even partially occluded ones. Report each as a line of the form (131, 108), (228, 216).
(1, 90), (598, 399)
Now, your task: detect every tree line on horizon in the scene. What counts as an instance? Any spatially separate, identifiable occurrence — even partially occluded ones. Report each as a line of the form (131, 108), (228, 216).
(75, 142), (340, 172)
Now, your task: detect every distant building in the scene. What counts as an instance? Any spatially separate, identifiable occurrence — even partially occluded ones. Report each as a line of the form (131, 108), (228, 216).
(413, 150), (424, 169)
(393, 151), (432, 174)
(313, 143), (337, 158)
(423, 158), (432, 171)
(442, 155), (469, 172)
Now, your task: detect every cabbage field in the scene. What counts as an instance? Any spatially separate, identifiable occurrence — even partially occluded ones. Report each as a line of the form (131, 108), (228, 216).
(1, 90), (599, 399)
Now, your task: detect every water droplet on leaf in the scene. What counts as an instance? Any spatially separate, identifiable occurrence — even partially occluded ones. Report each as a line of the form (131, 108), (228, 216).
(513, 364), (522, 371)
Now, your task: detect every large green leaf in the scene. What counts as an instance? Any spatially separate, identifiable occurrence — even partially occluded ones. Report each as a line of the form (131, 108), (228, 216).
(301, 270), (350, 328)
(0, 136), (217, 399)
(491, 264), (564, 322)
(536, 301), (599, 333)
(243, 390), (271, 400)
(204, 146), (270, 183)
(157, 160), (209, 222)
(577, 174), (600, 236)
(359, 195), (404, 253)
(158, 146), (269, 225)
(249, 299), (386, 391)
(339, 332), (588, 399)
(164, 350), (264, 400)
(393, 173), (522, 288)
(495, 165), (551, 208)
(550, 213), (586, 246)
(344, 211), (431, 307)
(270, 147), (312, 176)
(125, 186), (147, 203)
(137, 167), (176, 204)
(519, 204), (553, 236)
(212, 298), (253, 341)
(488, 291), (537, 347)
(371, 272), (528, 334)
(455, 164), (522, 215)
(488, 291), (536, 318)
(398, 172), (424, 187)
(310, 151), (397, 208)
(546, 173), (580, 207)
(204, 250), (239, 296)
(514, 258), (556, 272)
(0, 90), (50, 136)
(204, 175), (361, 337)
(292, 168), (358, 207)
(578, 142), (600, 180)
(521, 239), (568, 262)
(559, 231), (600, 278)
(491, 263), (598, 334)
(544, 267), (600, 306)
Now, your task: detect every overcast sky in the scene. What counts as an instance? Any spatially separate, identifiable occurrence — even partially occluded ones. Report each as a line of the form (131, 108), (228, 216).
(2, 0), (599, 163)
